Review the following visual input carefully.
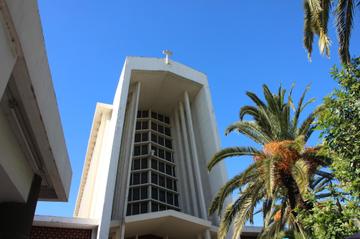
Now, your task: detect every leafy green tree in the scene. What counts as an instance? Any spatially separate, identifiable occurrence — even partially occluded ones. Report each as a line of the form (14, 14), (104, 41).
(295, 57), (360, 239)
(318, 57), (360, 195)
(298, 193), (360, 239)
(207, 85), (330, 239)
(303, 0), (359, 63)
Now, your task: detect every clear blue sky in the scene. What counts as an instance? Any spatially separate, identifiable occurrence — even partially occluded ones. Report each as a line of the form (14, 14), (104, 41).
(36, 0), (360, 225)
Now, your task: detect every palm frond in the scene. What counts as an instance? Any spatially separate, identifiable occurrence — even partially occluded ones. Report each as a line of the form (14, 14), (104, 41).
(246, 91), (267, 109)
(218, 183), (262, 239)
(304, 1), (314, 60)
(336, 0), (354, 64)
(231, 184), (263, 239)
(318, 0), (332, 56)
(291, 159), (310, 195)
(226, 121), (271, 144)
(263, 85), (280, 114)
(307, 0), (323, 13)
(209, 162), (259, 215)
(208, 146), (261, 170)
(298, 105), (324, 138)
(239, 105), (259, 120)
(292, 86), (310, 130)
(261, 157), (276, 199)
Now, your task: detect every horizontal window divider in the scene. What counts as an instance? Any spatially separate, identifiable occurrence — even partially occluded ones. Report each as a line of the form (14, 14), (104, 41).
(150, 142), (173, 151)
(150, 183), (179, 194)
(149, 129), (172, 139)
(150, 199), (180, 209)
(149, 155), (175, 165)
(150, 169), (177, 179)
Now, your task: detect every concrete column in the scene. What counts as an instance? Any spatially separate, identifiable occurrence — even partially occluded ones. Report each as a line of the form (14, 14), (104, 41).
(179, 102), (199, 217)
(172, 112), (190, 214)
(204, 229), (211, 239)
(0, 174), (42, 239)
(107, 82), (141, 239)
(122, 82), (142, 217)
(183, 91), (207, 219)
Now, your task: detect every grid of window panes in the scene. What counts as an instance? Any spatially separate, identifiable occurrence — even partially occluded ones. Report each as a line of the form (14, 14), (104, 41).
(126, 110), (180, 216)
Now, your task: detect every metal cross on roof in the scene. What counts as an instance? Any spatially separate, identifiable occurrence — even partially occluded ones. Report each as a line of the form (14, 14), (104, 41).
(162, 50), (173, 64)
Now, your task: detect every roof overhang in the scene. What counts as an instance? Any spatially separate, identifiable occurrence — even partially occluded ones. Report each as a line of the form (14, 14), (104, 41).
(0, 0), (72, 201)
(112, 210), (214, 239)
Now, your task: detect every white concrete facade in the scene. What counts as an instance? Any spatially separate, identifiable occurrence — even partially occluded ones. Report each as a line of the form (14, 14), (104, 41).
(75, 56), (229, 239)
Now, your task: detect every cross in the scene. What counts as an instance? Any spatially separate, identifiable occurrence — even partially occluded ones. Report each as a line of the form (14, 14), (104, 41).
(162, 50), (173, 64)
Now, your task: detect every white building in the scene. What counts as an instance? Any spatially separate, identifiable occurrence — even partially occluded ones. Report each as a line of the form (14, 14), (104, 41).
(0, 0), (72, 238)
(72, 56), (260, 239)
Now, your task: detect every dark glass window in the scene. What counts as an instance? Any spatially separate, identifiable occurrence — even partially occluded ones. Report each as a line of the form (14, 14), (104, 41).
(151, 159), (157, 170)
(128, 188), (132, 201)
(166, 178), (173, 190)
(134, 146), (140, 156)
(175, 195), (179, 207)
(133, 159), (140, 170)
(142, 110), (149, 118)
(151, 172), (158, 184)
(142, 132), (148, 141)
(133, 188), (140, 201)
(159, 190), (165, 202)
(141, 202), (148, 213)
(130, 111), (179, 214)
(167, 192), (173, 204)
(152, 202), (158, 212)
(132, 203), (139, 215)
(159, 162), (165, 173)
(151, 111), (157, 119)
(151, 122), (157, 131)
(159, 149), (164, 159)
(151, 187), (158, 200)
(141, 158), (148, 169)
(141, 172), (148, 184)
(151, 133), (157, 143)
(166, 165), (172, 176)
(133, 173), (140, 185)
(135, 133), (141, 142)
(159, 204), (166, 211)
(158, 136), (164, 146)
(142, 121), (148, 130)
(151, 146), (157, 156)
(159, 175), (165, 187)
(165, 151), (172, 162)
(165, 139), (172, 148)
(158, 125), (164, 134)
(141, 186), (148, 199)
(141, 145), (148, 155)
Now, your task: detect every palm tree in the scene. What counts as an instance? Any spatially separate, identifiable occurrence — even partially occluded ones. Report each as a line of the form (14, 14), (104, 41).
(303, 0), (359, 64)
(207, 85), (332, 239)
